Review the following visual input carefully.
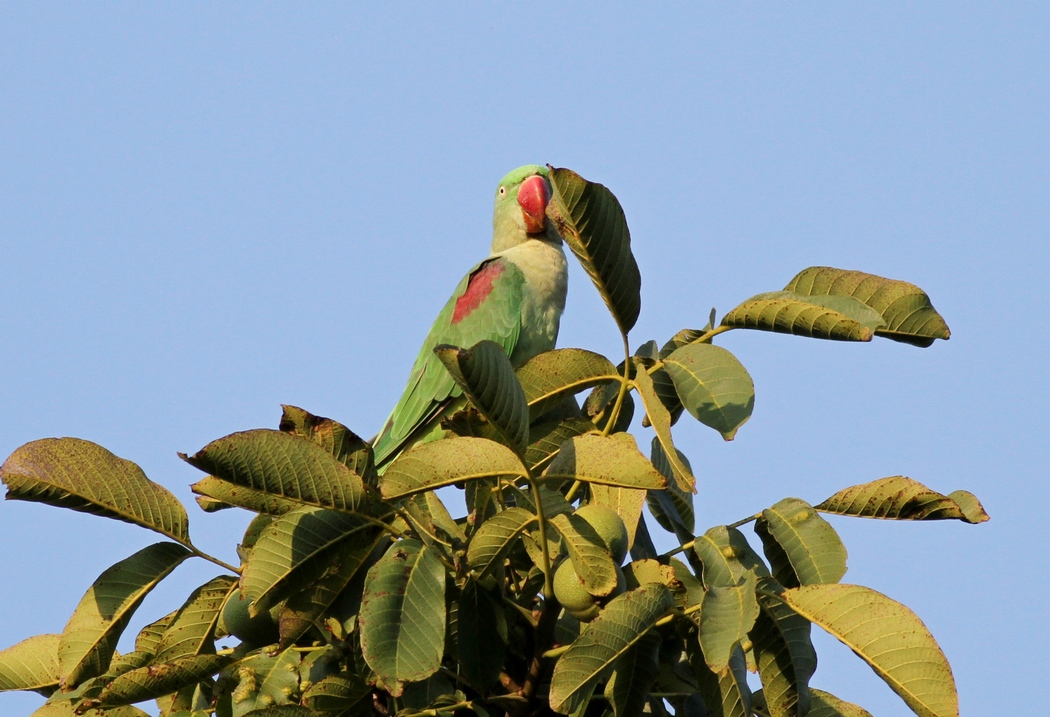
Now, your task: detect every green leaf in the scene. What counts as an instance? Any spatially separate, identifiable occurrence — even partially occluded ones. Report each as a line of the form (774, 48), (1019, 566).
(190, 477), (301, 516)
(277, 530), (386, 649)
(515, 349), (620, 421)
(238, 708), (319, 717)
(690, 640), (752, 717)
(647, 439), (695, 540)
(1, 438), (190, 543)
(603, 632), (660, 717)
(699, 572), (759, 673)
(85, 654), (230, 708)
(947, 490), (990, 524)
(182, 429), (366, 513)
(758, 498), (847, 586)
(279, 404), (377, 486)
(816, 477), (989, 524)
(229, 648), (301, 716)
(240, 507), (378, 615)
(635, 340), (684, 426)
(456, 579), (507, 690)
(154, 576), (237, 663)
(524, 417), (596, 472)
(785, 266), (951, 346)
(750, 580), (816, 717)
(0, 634), (60, 693)
(544, 433), (666, 490)
(436, 340), (530, 454)
(359, 539), (446, 696)
(632, 360), (695, 493)
(807, 688), (875, 717)
(59, 542), (192, 688)
(662, 343), (755, 441)
(31, 703), (151, 717)
(380, 437), (526, 500)
(589, 484), (646, 552)
(583, 379), (635, 434)
(550, 513), (620, 597)
(547, 166), (642, 335)
(301, 672), (371, 713)
(466, 507), (537, 579)
(721, 291), (882, 342)
(781, 584), (958, 717)
(693, 525), (770, 589)
(549, 584), (674, 715)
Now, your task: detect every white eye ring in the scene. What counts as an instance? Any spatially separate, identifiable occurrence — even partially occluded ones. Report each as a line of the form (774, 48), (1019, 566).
(498, 186), (507, 197)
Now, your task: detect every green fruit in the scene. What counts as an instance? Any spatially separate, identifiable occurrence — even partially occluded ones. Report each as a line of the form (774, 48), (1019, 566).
(553, 560), (626, 622)
(576, 504), (630, 564)
(221, 593), (281, 646)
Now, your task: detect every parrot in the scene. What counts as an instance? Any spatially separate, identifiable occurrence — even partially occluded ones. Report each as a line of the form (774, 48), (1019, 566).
(371, 164), (568, 470)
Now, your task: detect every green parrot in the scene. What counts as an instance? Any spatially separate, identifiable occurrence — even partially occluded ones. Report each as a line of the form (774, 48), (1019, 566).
(372, 165), (568, 470)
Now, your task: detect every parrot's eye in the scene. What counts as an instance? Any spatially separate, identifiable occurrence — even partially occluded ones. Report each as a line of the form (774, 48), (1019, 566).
(498, 186), (507, 197)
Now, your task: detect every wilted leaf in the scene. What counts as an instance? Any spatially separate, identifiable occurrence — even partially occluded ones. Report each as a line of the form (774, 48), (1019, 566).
(750, 580), (816, 717)
(699, 572), (759, 673)
(547, 167), (642, 335)
(190, 477), (301, 516)
(550, 513), (621, 597)
(516, 349), (621, 421)
(816, 477), (989, 524)
(0, 634), (60, 693)
(466, 507), (537, 579)
(786, 267), (950, 347)
(154, 576), (237, 663)
(59, 543), (192, 688)
(662, 343), (755, 440)
(84, 653), (230, 708)
(544, 433), (665, 490)
(758, 499), (847, 586)
(436, 340), (530, 455)
(241, 507), (378, 615)
(632, 360), (695, 493)
(381, 437), (526, 500)
(359, 540), (445, 696)
(721, 291), (882, 342)
(1, 438), (190, 543)
(549, 584), (674, 715)
(279, 404), (376, 484)
(781, 584), (958, 717)
(182, 429), (366, 513)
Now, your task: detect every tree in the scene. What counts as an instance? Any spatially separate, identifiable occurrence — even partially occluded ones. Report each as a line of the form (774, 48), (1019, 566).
(0, 167), (985, 717)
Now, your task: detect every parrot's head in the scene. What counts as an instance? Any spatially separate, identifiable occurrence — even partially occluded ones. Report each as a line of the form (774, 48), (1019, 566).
(491, 164), (559, 252)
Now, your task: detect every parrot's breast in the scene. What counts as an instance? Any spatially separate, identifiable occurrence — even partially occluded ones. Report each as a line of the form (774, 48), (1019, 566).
(499, 239), (568, 365)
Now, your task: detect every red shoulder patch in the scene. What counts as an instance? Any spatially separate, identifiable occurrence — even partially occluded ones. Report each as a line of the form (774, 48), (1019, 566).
(452, 261), (505, 324)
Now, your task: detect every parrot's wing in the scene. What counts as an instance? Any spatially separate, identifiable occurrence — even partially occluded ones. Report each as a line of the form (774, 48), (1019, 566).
(372, 256), (525, 466)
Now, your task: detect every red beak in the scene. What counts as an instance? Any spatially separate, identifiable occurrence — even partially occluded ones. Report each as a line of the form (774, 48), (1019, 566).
(517, 175), (549, 234)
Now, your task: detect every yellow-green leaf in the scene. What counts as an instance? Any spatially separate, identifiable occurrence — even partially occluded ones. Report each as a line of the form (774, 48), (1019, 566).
(86, 654), (231, 708)
(546, 167), (642, 336)
(550, 513), (620, 597)
(190, 476), (301, 516)
(466, 507), (537, 579)
(1, 438), (190, 543)
(816, 477), (989, 524)
(750, 580), (816, 717)
(782, 584), (958, 717)
(380, 437), (526, 500)
(0, 634), (60, 693)
(632, 360), (695, 493)
(279, 404), (377, 485)
(153, 576), (237, 663)
(589, 484), (646, 551)
(699, 572), (759, 673)
(807, 688), (875, 717)
(515, 348), (620, 421)
(544, 433), (666, 490)
(786, 267), (950, 347)
(59, 543), (192, 688)
(693, 525), (770, 589)
(721, 292), (881, 342)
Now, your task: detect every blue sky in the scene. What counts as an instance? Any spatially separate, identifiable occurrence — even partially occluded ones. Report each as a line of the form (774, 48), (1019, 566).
(1, 4), (1046, 715)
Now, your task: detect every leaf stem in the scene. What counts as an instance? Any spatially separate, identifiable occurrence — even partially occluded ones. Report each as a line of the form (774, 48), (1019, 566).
(527, 476), (554, 600)
(727, 512), (763, 529)
(188, 546), (241, 575)
(658, 539), (695, 559)
(601, 333), (634, 437)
